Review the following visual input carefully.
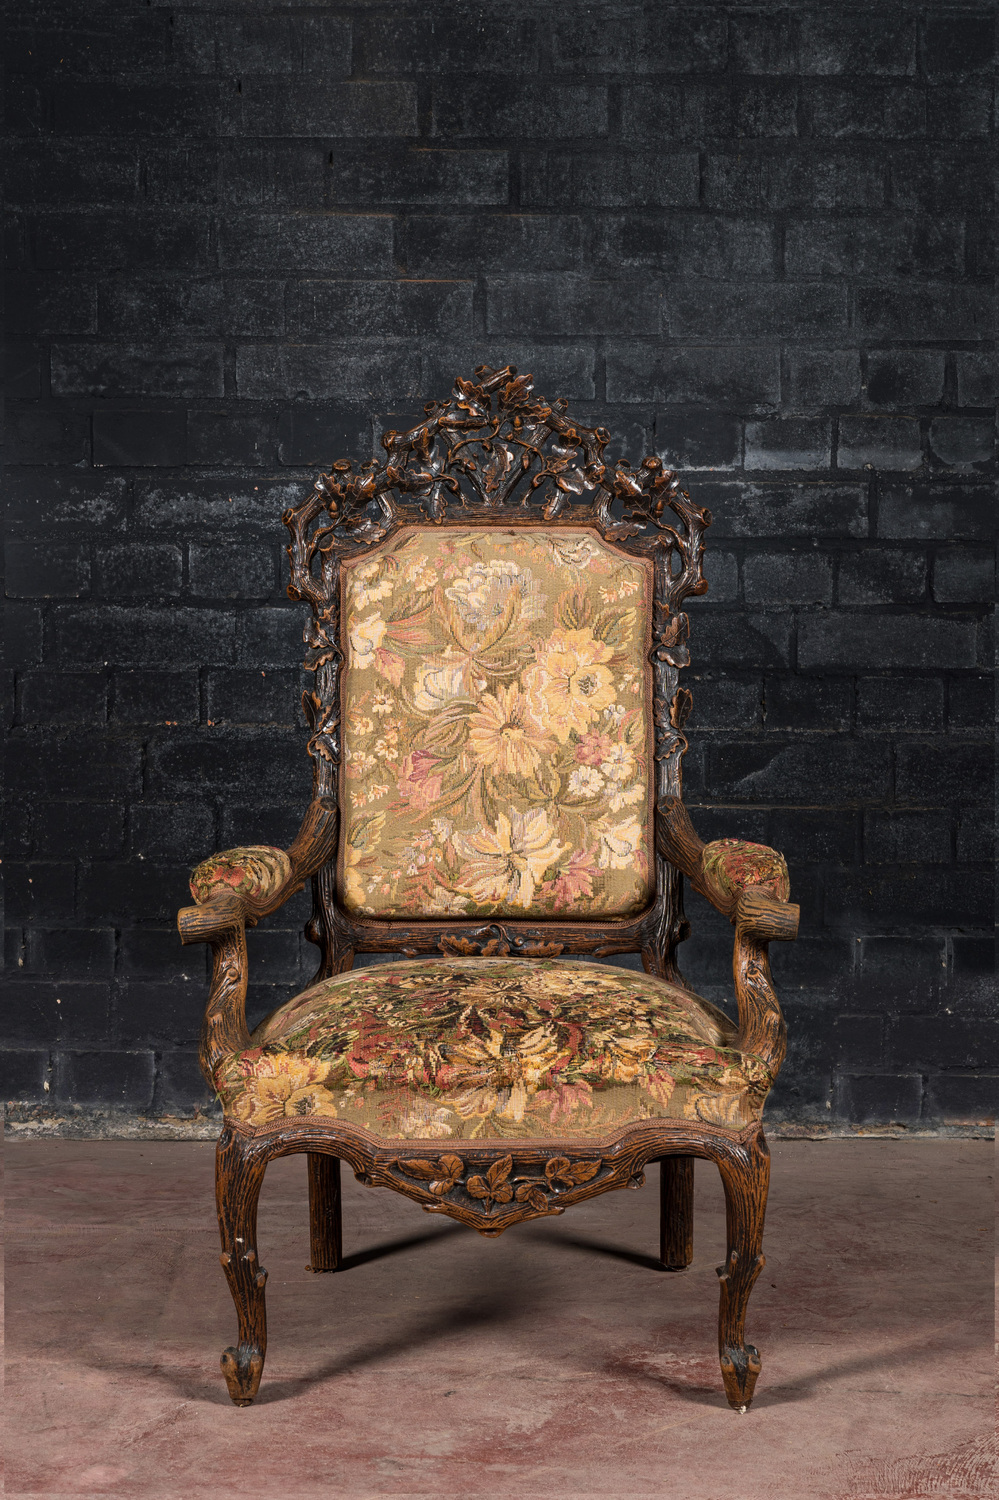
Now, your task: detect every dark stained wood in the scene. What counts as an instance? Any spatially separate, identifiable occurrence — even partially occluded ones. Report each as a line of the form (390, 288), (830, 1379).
(178, 797), (341, 1080)
(216, 1126), (271, 1407)
(182, 365), (799, 1412)
(307, 1153), (342, 1272)
(197, 921), (251, 1085)
(660, 1156), (694, 1270)
(656, 792), (798, 1075)
(215, 1116), (772, 1409)
(715, 1127), (770, 1412)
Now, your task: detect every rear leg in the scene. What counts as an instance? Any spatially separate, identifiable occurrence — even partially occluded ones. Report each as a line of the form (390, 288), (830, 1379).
(659, 1156), (694, 1270)
(307, 1152), (342, 1272)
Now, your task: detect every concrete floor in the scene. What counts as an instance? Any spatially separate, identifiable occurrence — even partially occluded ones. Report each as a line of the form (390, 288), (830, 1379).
(4, 1139), (993, 1500)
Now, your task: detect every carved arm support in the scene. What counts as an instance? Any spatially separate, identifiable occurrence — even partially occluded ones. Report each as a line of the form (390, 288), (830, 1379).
(177, 797), (339, 1081)
(656, 796), (799, 1074)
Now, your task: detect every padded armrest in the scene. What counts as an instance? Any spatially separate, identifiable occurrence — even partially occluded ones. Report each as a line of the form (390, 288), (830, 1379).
(189, 845), (293, 907)
(657, 796), (798, 941)
(178, 796), (339, 945)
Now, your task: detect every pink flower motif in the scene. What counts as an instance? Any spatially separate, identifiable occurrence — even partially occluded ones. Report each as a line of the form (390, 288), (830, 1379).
(396, 750), (444, 812)
(548, 848), (599, 907)
(532, 1081), (594, 1123)
(574, 730), (614, 766)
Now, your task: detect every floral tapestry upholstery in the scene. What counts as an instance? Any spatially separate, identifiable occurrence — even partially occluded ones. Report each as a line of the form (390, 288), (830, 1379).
(339, 527), (653, 920)
(215, 958), (773, 1140)
(702, 840), (790, 904)
(190, 845), (292, 906)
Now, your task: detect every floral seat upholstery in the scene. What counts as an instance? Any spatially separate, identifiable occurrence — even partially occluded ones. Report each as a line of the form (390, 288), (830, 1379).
(214, 958), (774, 1140)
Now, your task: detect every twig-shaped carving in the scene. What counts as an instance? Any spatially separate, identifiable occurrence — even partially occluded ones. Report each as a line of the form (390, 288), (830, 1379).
(438, 925), (564, 958)
(282, 365), (712, 787)
(389, 1151), (604, 1226)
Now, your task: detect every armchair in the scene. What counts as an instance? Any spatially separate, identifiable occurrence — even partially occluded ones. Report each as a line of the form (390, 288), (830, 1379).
(177, 365), (798, 1411)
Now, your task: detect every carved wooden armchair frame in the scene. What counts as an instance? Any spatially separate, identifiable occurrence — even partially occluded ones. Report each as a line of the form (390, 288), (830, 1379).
(177, 365), (798, 1411)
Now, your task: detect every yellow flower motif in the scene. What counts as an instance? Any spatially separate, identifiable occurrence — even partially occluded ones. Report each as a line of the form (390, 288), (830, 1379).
(467, 685), (556, 778)
(374, 726), (399, 760)
(336, 530), (653, 920)
(349, 613), (387, 669)
(522, 629), (616, 743)
(232, 1055), (338, 1126)
(451, 1023), (561, 1122)
(454, 809), (567, 909)
(584, 1025), (656, 1082)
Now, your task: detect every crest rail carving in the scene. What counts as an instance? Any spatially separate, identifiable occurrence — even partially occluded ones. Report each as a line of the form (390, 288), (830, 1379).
(283, 363), (711, 781)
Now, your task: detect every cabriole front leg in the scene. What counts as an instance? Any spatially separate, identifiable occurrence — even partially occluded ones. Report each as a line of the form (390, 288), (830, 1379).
(216, 1128), (271, 1406)
(715, 1128), (769, 1412)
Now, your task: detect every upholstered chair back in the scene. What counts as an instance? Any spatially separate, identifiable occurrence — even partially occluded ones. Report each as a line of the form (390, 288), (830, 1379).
(339, 526), (654, 920)
(283, 363), (710, 981)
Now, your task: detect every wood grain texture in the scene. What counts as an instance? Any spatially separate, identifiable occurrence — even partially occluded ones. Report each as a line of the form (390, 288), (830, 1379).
(715, 1127), (770, 1412)
(216, 1127), (271, 1407)
(178, 797), (340, 1080)
(656, 793), (797, 1074)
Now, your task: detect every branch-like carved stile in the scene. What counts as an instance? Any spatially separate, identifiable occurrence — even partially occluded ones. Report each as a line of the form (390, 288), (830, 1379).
(282, 364), (711, 791)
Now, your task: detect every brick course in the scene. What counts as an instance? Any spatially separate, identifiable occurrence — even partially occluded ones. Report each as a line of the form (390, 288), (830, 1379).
(4, 1), (994, 1130)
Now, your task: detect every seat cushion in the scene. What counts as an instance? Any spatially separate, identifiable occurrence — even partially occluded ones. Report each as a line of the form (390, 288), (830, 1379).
(215, 959), (773, 1140)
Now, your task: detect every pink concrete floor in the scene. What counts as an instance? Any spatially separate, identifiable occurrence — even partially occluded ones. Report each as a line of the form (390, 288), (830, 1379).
(4, 1139), (994, 1500)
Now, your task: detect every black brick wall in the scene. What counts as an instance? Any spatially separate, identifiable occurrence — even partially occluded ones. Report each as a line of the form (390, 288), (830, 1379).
(4, 2), (995, 1130)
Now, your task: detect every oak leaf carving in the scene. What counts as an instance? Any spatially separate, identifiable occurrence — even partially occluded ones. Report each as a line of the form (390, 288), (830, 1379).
(466, 1155), (514, 1210)
(545, 1156), (603, 1188)
(514, 1183), (550, 1213)
(439, 936), (479, 956)
(395, 1153), (466, 1197)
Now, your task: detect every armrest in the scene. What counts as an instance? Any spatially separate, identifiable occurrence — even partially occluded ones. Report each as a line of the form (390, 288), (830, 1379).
(657, 795), (798, 1074)
(657, 795), (798, 938)
(176, 797), (339, 1082)
(177, 796), (339, 945)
